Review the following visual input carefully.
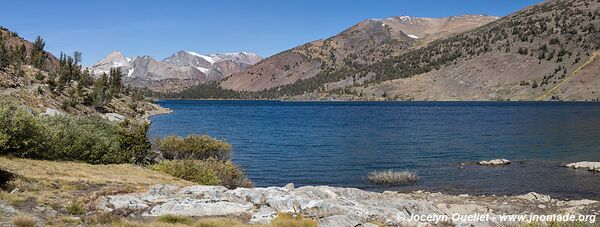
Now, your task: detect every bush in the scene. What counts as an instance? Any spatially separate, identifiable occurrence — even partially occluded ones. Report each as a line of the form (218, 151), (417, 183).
(118, 120), (154, 165)
(44, 116), (123, 164)
(0, 98), (153, 165)
(150, 159), (221, 186)
(150, 159), (252, 188)
(201, 159), (254, 188)
(155, 135), (232, 161)
(0, 99), (48, 157)
(366, 170), (419, 185)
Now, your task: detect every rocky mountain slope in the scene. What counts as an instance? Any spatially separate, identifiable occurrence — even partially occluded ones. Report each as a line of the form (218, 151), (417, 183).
(0, 27), (166, 121)
(220, 15), (498, 92)
(90, 51), (261, 92)
(171, 0), (600, 101)
(334, 0), (600, 101)
(0, 27), (59, 71)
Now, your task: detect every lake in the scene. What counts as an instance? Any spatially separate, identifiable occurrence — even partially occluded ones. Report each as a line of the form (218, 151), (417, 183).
(149, 100), (600, 199)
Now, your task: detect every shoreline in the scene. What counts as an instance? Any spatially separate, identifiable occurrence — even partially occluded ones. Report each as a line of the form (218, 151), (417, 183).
(98, 183), (600, 226)
(151, 98), (600, 103)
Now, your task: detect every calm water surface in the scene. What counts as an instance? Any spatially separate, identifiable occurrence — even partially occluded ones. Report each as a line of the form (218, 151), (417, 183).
(149, 100), (600, 199)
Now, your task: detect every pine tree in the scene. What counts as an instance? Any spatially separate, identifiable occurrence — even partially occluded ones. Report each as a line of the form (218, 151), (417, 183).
(29, 36), (46, 69)
(92, 73), (110, 107)
(109, 67), (123, 95)
(0, 35), (7, 69)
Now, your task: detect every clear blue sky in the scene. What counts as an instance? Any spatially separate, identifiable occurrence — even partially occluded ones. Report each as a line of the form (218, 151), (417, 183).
(1, 0), (543, 66)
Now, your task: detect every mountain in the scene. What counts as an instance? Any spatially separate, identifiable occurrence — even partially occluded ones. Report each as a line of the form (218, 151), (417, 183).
(220, 15), (498, 92)
(338, 0), (600, 101)
(90, 51), (262, 92)
(170, 0), (600, 101)
(0, 26), (165, 119)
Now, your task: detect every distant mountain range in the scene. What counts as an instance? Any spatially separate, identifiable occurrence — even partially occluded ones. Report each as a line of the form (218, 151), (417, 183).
(166, 0), (600, 101)
(89, 51), (262, 92)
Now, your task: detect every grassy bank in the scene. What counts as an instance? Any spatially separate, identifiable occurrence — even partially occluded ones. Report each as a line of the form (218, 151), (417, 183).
(0, 157), (316, 227)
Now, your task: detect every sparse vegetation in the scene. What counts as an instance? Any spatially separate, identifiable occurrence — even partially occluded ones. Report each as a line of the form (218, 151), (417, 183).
(157, 214), (194, 225)
(271, 213), (318, 227)
(366, 170), (420, 185)
(65, 200), (86, 215)
(12, 215), (38, 227)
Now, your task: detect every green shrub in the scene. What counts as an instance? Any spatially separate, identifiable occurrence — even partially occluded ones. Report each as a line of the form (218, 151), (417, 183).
(202, 159), (254, 188)
(155, 135), (232, 161)
(43, 116), (123, 164)
(150, 159), (252, 188)
(0, 99), (48, 157)
(118, 120), (154, 165)
(150, 159), (221, 186)
(0, 98), (153, 165)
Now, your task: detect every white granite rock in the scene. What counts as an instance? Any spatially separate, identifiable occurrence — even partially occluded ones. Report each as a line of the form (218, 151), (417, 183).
(565, 161), (600, 171)
(478, 159), (511, 166)
(96, 184), (598, 226)
(40, 108), (64, 117)
(104, 113), (126, 122)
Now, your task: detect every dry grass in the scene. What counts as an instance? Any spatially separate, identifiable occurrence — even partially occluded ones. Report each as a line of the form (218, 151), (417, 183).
(0, 158), (317, 227)
(12, 215), (38, 227)
(0, 157), (193, 187)
(157, 214), (195, 225)
(366, 170), (420, 185)
(270, 213), (317, 227)
(0, 157), (193, 213)
(193, 217), (252, 227)
(107, 214), (317, 227)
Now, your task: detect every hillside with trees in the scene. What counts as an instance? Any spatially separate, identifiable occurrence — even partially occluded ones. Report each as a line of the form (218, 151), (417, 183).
(163, 0), (600, 101)
(0, 26), (256, 226)
(0, 27), (166, 118)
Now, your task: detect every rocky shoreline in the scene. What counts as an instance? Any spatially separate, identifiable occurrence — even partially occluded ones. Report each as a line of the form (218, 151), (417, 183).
(96, 184), (599, 226)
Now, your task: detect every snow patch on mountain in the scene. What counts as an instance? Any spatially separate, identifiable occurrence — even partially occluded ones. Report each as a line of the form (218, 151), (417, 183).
(195, 67), (210, 73)
(186, 51), (216, 64)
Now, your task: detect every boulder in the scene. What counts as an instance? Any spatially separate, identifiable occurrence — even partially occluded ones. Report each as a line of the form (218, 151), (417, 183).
(478, 159), (511, 166)
(565, 161), (600, 172)
(104, 113), (126, 122)
(143, 199), (254, 217)
(249, 206), (277, 224)
(516, 192), (554, 203)
(40, 108), (64, 117)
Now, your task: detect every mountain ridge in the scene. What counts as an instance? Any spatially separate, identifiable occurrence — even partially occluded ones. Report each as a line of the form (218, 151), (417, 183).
(167, 0), (600, 101)
(220, 14), (498, 92)
(90, 50), (262, 92)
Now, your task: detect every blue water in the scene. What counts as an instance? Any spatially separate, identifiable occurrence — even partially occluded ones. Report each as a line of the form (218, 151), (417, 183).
(149, 100), (600, 199)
